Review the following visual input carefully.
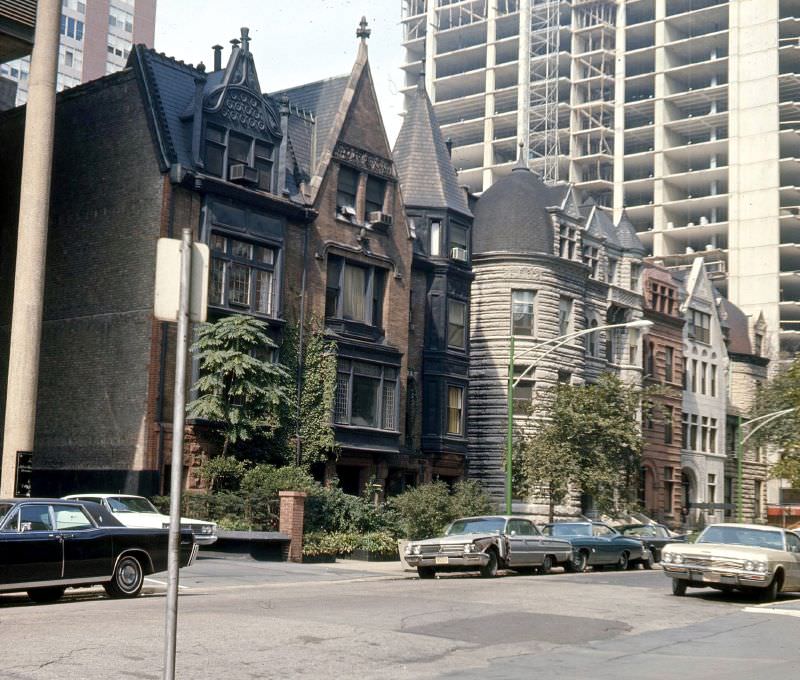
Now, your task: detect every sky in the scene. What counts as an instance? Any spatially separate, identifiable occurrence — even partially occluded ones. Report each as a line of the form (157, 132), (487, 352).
(154, 0), (407, 143)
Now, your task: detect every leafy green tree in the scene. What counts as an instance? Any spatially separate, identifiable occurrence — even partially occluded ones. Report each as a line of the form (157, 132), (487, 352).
(515, 373), (655, 520)
(752, 358), (800, 486)
(187, 315), (292, 457)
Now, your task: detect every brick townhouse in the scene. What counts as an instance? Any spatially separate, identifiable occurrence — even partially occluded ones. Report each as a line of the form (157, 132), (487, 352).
(0, 22), (467, 496)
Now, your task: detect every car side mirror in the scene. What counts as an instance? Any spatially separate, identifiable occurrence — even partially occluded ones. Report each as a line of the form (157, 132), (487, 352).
(20, 521), (32, 533)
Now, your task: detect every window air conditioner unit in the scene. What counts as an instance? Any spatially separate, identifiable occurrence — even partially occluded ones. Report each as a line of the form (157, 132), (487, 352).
(228, 163), (258, 186)
(338, 205), (357, 218)
(367, 211), (393, 227)
(450, 246), (468, 262)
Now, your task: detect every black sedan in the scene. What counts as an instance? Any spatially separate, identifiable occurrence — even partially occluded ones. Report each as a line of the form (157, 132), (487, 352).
(0, 498), (197, 603)
(617, 523), (686, 562)
(542, 521), (650, 571)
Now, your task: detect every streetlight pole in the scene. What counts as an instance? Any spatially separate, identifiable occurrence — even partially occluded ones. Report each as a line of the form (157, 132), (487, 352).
(504, 318), (653, 513)
(736, 407), (798, 523)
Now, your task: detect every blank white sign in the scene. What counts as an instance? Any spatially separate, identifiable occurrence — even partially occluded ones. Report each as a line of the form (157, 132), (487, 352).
(154, 238), (209, 323)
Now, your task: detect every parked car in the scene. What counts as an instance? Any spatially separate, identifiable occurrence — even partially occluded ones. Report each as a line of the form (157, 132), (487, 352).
(404, 515), (573, 579)
(0, 498), (197, 603)
(63, 493), (217, 545)
(662, 523), (800, 601)
(617, 523), (686, 562)
(542, 521), (650, 571)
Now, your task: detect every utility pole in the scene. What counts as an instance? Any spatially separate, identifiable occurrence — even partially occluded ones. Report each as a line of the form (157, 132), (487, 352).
(0, 0), (61, 497)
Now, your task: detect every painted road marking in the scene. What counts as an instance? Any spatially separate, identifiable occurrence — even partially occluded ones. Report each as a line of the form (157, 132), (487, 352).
(144, 578), (190, 590)
(743, 606), (800, 618)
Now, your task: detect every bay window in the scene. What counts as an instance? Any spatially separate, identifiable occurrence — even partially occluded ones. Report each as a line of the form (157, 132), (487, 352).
(335, 360), (398, 430)
(446, 385), (464, 435)
(209, 233), (276, 316)
(325, 256), (386, 327)
(448, 299), (466, 349)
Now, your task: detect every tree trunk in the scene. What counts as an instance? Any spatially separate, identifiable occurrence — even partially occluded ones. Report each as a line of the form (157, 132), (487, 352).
(548, 482), (555, 523)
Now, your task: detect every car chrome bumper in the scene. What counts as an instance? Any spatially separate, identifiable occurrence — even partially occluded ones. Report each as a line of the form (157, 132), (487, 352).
(193, 534), (218, 546)
(663, 565), (769, 586)
(405, 553), (490, 568)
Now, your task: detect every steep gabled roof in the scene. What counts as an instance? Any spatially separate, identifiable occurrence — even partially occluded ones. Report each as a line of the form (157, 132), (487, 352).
(270, 74), (349, 181)
(130, 45), (199, 169)
(581, 199), (620, 247)
(615, 209), (646, 254)
(393, 82), (471, 217)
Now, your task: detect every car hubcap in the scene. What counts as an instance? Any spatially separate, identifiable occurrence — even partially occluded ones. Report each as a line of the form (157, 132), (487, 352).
(120, 562), (139, 589)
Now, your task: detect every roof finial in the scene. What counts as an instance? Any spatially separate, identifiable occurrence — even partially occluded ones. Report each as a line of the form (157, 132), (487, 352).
(230, 37), (241, 49)
(357, 16), (371, 42)
(513, 140), (529, 172)
(417, 65), (425, 91)
(240, 27), (250, 53)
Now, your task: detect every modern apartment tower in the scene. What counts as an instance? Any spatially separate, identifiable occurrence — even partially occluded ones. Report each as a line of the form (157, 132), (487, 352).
(1, 0), (155, 107)
(401, 0), (800, 360)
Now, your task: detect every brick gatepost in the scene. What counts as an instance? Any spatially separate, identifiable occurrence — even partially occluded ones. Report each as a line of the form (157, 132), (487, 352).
(279, 491), (307, 563)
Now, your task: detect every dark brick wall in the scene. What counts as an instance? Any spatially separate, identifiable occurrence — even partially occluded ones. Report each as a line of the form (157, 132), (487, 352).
(0, 72), (166, 495)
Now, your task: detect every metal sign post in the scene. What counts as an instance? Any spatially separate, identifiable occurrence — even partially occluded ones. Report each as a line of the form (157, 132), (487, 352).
(162, 227), (193, 680)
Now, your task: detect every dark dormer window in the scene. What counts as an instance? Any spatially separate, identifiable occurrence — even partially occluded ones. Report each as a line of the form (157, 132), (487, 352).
(449, 224), (468, 262)
(336, 166), (359, 219)
(254, 141), (274, 192)
(559, 225), (577, 259)
(203, 125), (276, 193)
(228, 132), (250, 175)
(754, 332), (763, 356)
(365, 176), (386, 215)
(582, 245), (599, 278)
(205, 124), (226, 176)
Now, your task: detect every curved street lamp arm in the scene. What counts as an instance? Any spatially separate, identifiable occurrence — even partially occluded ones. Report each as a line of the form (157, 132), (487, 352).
(511, 321), (647, 388)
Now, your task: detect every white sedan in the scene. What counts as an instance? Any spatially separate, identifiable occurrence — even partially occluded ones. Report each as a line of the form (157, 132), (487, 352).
(662, 523), (800, 602)
(62, 493), (218, 545)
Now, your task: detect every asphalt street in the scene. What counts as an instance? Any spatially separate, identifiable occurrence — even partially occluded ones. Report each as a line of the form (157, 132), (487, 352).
(2, 556), (799, 679)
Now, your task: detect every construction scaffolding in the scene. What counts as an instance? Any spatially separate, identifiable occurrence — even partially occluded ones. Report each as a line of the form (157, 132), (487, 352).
(570, 0), (617, 204)
(528, 0), (562, 184)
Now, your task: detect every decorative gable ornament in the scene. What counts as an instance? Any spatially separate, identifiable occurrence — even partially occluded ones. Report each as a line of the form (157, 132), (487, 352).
(203, 28), (282, 139)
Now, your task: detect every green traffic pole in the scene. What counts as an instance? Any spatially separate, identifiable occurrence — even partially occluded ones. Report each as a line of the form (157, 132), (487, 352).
(736, 415), (743, 523)
(506, 335), (515, 515)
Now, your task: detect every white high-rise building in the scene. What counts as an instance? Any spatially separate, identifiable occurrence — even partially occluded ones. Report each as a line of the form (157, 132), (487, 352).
(1, 0), (155, 107)
(401, 0), (800, 362)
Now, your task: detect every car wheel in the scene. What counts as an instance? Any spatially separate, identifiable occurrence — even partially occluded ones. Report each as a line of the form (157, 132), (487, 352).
(26, 586), (66, 604)
(566, 551), (588, 573)
(479, 549), (499, 578)
(417, 566), (436, 579)
(105, 554), (144, 598)
(641, 550), (655, 570)
(672, 579), (687, 596)
(615, 551), (629, 571)
(758, 576), (780, 603)
(539, 555), (554, 575)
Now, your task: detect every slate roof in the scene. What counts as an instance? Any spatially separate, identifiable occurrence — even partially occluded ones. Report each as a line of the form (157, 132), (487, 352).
(393, 83), (471, 217)
(581, 199), (620, 248)
(615, 209), (646, 254)
(132, 45), (200, 169)
(270, 75), (349, 180)
(717, 297), (754, 355)
(473, 165), (560, 256)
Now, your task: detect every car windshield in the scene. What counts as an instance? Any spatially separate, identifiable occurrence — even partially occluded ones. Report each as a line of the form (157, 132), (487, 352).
(622, 526), (656, 537)
(545, 523), (592, 537)
(446, 518), (506, 535)
(0, 503), (12, 523)
(698, 526), (785, 550)
(107, 496), (159, 513)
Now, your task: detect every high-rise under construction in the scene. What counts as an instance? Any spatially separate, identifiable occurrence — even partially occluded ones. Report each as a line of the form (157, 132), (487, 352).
(401, 0), (800, 360)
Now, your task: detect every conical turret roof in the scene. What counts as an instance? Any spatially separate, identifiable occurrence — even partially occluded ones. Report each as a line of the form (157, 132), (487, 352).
(393, 83), (471, 217)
